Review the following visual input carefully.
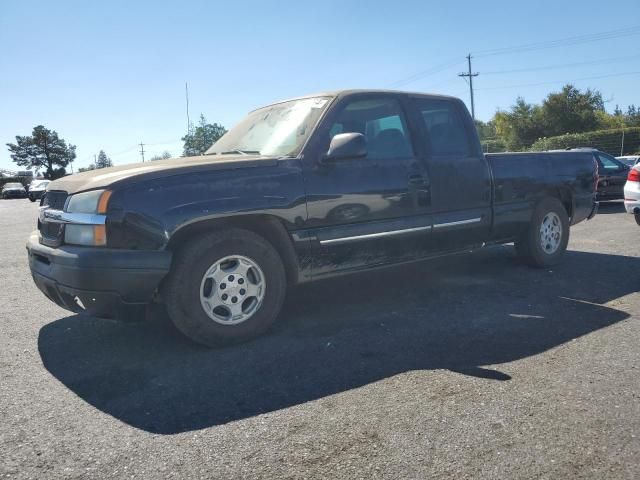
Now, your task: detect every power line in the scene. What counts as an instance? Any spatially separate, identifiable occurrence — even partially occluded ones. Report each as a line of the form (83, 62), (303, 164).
(139, 142), (145, 163)
(458, 54), (479, 120)
(475, 70), (640, 91)
(387, 59), (464, 88)
(481, 54), (640, 75)
(474, 25), (640, 58)
(387, 25), (640, 89)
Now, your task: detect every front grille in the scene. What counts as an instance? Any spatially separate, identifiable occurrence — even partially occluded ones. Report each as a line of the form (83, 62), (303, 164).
(42, 190), (68, 210)
(40, 221), (63, 239)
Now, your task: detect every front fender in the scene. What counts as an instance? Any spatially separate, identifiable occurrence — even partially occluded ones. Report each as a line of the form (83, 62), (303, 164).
(106, 160), (307, 250)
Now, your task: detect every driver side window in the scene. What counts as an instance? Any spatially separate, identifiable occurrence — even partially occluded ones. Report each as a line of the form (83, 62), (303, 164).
(328, 98), (414, 160)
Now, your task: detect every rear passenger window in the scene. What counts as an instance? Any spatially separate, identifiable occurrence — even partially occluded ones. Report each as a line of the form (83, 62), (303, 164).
(414, 99), (471, 156)
(328, 98), (414, 160)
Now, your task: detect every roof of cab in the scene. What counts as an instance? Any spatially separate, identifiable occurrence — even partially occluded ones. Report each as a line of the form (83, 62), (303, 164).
(251, 89), (462, 112)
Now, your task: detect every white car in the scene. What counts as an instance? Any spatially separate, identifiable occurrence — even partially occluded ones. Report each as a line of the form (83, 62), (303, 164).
(624, 164), (640, 225)
(617, 155), (640, 167)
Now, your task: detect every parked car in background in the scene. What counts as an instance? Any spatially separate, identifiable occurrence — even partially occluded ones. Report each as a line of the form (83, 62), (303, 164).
(2, 182), (27, 199)
(28, 180), (50, 202)
(557, 148), (629, 201)
(617, 155), (640, 167)
(28, 89), (598, 346)
(624, 164), (640, 225)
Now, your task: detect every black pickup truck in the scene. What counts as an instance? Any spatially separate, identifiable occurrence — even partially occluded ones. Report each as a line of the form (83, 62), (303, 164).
(28, 90), (598, 346)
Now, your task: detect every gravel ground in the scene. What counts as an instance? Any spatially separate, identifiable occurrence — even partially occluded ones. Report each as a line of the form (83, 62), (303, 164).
(1, 199), (639, 479)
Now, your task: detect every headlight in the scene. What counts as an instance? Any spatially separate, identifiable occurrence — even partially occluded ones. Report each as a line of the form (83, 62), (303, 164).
(64, 224), (107, 246)
(62, 189), (111, 246)
(65, 189), (112, 214)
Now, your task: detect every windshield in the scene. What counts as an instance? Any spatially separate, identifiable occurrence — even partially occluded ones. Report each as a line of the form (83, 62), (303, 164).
(205, 96), (333, 157)
(4, 183), (23, 189)
(32, 181), (49, 189)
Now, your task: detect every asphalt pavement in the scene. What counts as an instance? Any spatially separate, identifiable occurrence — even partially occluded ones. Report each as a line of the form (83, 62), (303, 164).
(1, 198), (639, 479)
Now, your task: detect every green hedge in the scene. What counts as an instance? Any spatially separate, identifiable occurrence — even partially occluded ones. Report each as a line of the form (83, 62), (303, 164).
(529, 127), (640, 156)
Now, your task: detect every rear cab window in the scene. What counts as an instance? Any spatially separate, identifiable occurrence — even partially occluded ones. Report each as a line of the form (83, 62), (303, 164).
(412, 98), (472, 156)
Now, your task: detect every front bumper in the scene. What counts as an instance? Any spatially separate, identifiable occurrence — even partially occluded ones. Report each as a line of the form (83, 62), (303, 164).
(27, 232), (172, 321)
(3, 191), (27, 198)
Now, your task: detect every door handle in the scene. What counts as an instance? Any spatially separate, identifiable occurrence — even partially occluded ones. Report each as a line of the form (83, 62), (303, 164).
(408, 174), (426, 186)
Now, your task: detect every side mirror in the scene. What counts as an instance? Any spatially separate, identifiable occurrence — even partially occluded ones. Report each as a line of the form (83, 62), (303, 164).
(324, 133), (367, 161)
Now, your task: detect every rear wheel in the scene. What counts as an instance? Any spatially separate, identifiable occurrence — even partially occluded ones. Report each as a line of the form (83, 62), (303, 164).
(635, 212), (640, 226)
(29, 195), (36, 202)
(163, 228), (287, 346)
(515, 198), (570, 268)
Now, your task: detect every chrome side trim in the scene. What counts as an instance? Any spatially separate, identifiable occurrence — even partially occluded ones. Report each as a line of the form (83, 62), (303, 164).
(433, 217), (482, 229)
(320, 225), (431, 246)
(40, 208), (106, 225)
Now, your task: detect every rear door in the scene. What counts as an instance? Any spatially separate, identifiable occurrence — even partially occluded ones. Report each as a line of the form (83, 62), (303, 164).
(409, 97), (492, 252)
(301, 93), (432, 276)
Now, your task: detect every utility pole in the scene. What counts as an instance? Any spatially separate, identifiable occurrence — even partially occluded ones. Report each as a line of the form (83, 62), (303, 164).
(139, 142), (146, 162)
(459, 54), (479, 120)
(185, 82), (191, 135)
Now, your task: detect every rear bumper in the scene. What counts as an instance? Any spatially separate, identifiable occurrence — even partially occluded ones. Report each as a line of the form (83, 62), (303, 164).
(26, 232), (172, 320)
(623, 182), (640, 214)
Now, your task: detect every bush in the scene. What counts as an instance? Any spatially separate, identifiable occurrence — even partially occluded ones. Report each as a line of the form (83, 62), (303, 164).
(529, 127), (640, 156)
(481, 139), (508, 153)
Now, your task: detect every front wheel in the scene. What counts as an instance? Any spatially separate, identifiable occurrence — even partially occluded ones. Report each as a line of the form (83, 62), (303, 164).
(29, 195), (36, 202)
(515, 198), (570, 268)
(635, 212), (640, 226)
(163, 228), (287, 347)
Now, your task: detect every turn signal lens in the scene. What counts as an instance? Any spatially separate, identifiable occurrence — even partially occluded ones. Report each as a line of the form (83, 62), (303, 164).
(97, 190), (112, 214)
(627, 168), (640, 183)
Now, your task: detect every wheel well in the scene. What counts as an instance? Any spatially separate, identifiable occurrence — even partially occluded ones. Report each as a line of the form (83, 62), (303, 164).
(166, 215), (301, 285)
(547, 188), (573, 219)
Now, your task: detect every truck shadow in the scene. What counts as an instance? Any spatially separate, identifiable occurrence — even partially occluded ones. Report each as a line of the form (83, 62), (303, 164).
(38, 247), (636, 434)
(597, 201), (626, 214)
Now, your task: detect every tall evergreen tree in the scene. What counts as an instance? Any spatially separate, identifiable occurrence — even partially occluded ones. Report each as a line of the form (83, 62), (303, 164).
(6, 125), (76, 179)
(182, 114), (227, 156)
(95, 150), (113, 169)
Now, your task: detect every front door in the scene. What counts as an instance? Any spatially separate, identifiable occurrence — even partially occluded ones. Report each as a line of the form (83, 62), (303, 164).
(301, 94), (432, 277)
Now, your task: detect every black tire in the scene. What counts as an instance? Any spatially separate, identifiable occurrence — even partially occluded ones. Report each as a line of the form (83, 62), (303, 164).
(515, 197), (570, 268)
(163, 228), (287, 347)
(635, 212), (640, 227)
(29, 195), (36, 202)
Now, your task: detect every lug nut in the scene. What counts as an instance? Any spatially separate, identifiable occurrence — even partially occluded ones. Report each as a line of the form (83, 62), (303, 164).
(221, 294), (228, 300)
(220, 283), (226, 290)
(228, 275), (234, 281)
(238, 278), (244, 285)
(231, 296), (238, 303)
(239, 289), (246, 295)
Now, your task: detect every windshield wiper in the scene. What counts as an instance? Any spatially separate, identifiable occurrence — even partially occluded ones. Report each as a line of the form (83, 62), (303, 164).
(219, 149), (261, 156)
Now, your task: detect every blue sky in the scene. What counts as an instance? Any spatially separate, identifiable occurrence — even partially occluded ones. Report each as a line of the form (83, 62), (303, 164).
(1, 0), (639, 171)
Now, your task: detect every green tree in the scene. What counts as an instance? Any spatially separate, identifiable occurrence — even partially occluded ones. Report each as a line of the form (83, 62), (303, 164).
(182, 114), (227, 156)
(95, 150), (113, 169)
(474, 119), (496, 141)
(6, 125), (76, 179)
(494, 97), (545, 150)
(149, 150), (172, 161)
(540, 84), (604, 137)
